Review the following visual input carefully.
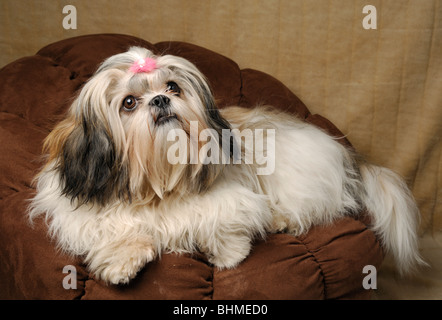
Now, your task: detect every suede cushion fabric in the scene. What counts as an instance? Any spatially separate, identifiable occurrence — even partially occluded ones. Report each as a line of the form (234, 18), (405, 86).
(0, 34), (383, 300)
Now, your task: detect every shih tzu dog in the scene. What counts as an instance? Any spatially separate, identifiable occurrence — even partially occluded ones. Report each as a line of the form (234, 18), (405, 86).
(29, 46), (425, 285)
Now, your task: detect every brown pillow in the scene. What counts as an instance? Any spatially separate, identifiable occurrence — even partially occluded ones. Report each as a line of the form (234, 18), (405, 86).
(0, 34), (383, 300)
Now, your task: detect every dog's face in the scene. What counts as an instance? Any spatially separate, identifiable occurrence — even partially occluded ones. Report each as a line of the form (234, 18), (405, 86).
(44, 47), (232, 206)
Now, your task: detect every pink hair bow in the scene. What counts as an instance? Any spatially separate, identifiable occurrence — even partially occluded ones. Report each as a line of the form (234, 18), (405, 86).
(129, 57), (157, 73)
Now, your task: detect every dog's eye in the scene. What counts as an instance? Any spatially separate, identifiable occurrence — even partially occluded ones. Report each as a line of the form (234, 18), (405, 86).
(166, 81), (180, 96)
(122, 95), (138, 111)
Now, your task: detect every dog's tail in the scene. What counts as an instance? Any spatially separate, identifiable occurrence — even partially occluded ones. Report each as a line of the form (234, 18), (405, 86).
(359, 164), (427, 274)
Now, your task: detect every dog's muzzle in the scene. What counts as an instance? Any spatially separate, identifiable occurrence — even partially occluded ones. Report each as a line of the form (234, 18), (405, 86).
(150, 95), (177, 125)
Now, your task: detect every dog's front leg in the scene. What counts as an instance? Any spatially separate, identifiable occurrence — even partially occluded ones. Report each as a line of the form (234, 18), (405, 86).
(84, 236), (156, 285)
(200, 231), (253, 269)
(192, 181), (270, 270)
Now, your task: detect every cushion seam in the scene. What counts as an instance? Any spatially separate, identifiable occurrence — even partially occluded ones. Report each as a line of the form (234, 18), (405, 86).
(75, 277), (88, 300)
(300, 239), (328, 300)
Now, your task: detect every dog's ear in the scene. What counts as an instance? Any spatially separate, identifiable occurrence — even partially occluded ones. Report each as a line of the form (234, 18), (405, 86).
(44, 72), (130, 206)
(186, 70), (232, 140)
(58, 114), (129, 205)
(201, 86), (231, 134)
(185, 71), (237, 192)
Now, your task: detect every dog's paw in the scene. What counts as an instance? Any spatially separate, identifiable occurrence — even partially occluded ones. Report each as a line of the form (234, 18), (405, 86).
(99, 248), (155, 285)
(269, 217), (288, 233)
(269, 212), (303, 236)
(209, 255), (243, 269)
(92, 239), (156, 285)
(207, 240), (251, 269)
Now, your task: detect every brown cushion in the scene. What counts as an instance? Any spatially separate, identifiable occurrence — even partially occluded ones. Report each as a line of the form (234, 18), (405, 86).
(0, 34), (383, 300)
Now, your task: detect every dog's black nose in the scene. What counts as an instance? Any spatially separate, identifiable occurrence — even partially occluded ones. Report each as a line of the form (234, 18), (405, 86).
(149, 95), (170, 109)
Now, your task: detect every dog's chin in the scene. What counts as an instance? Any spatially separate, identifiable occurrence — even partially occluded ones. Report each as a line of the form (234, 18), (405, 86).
(153, 108), (180, 128)
(155, 113), (178, 126)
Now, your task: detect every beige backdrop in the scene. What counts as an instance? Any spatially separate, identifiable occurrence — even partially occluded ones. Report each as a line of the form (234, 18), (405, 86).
(1, 0), (441, 299)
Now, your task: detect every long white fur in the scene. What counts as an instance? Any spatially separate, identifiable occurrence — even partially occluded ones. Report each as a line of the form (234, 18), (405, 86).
(29, 47), (425, 284)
